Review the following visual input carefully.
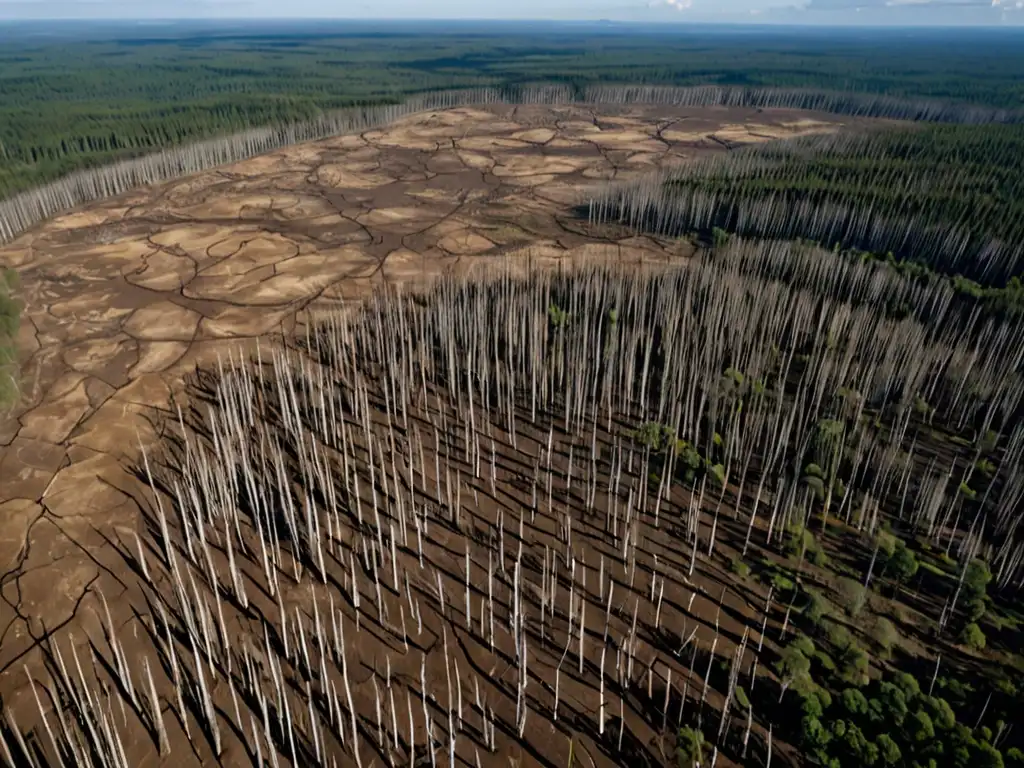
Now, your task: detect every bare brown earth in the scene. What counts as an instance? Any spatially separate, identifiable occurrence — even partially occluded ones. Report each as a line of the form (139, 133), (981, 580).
(0, 102), (870, 762)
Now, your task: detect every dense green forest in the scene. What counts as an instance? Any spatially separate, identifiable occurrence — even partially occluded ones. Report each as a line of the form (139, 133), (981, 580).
(591, 122), (1024, 299)
(2, 24), (1024, 197)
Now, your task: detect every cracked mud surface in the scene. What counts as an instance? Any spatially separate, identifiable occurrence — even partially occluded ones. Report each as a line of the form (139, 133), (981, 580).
(0, 102), (865, 735)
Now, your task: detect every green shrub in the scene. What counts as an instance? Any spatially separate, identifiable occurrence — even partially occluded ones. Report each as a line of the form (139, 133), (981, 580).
(962, 559), (992, 621)
(630, 421), (673, 451)
(876, 733), (902, 766)
(803, 589), (832, 626)
(920, 560), (952, 582)
(772, 572), (795, 592)
(731, 558), (752, 579)
(888, 540), (919, 587)
(785, 523), (825, 564)
(676, 726), (705, 768)
(547, 303), (570, 328)
(841, 687), (869, 716)
(872, 617), (900, 657)
(976, 457), (997, 477)
(960, 622), (986, 651)
(814, 650), (837, 673)
(826, 622), (853, 651)
(876, 530), (898, 558)
(804, 462), (825, 479)
(734, 686), (750, 710)
(905, 709), (935, 743)
(776, 636), (816, 691)
(838, 641), (870, 686)
(922, 695), (956, 731)
(994, 677), (1018, 697)
(836, 577), (867, 616)
(708, 462), (726, 487)
(811, 547), (830, 568)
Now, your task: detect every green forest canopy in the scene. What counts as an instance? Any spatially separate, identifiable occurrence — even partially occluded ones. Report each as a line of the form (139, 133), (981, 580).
(2, 23), (1024, 197)
(657, 122), (1024, 287)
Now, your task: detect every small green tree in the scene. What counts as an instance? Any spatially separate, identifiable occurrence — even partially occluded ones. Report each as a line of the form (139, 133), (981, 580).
(872, 617), (900, 658)
(827, 622), (853, 650)
(961, 558), (992, 621)
(888, 540), (919, 594)
(873, 682), (909, 727)
(839, 642), (870, 687)
(876, 733), (902, 766)
(776, 639), (814, 691)
(891, 671), (920, 703)
(922, 695), (956, 731)
(837, 577), (867, 616)
(972, 740), (1006, 768)
(960, 622), (986, 651)
(906, 709), (935, 743)
(803, 589), (831, 627)
(800, 715), (832, 752)
(876, 530), (898, 559)
(841, 687), (869, 716)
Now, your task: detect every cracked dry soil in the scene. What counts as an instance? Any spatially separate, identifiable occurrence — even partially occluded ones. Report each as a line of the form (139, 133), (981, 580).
(0, 102), (860, 756)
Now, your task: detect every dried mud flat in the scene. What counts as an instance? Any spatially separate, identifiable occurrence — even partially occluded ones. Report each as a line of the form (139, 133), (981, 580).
(0, 102), (866, 767)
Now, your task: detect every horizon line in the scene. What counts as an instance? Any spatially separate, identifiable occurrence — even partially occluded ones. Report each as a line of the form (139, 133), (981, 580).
(1, 17), (1023, 28)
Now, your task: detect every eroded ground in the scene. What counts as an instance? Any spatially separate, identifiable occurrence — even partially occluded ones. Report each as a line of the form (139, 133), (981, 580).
(0, 102), (864, 748)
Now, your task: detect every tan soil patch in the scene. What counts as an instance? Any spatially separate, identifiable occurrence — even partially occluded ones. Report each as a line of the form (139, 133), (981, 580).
(123, 301), (201, 341)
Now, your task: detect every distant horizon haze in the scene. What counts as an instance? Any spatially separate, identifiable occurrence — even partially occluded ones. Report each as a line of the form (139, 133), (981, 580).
(0, 0), (1022, 27)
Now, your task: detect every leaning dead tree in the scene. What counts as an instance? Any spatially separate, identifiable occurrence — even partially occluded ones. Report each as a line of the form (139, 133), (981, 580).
(9, 238), (1024, 766)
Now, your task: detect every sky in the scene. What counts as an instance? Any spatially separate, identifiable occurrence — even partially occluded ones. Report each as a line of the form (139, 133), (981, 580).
(0, 0), (1022, 25)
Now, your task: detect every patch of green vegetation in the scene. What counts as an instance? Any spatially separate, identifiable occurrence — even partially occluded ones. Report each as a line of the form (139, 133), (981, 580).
(547, 302), (570, 328)
(919, 560), (950, 580)
(803, 588), (833, 627)
(676, 725), (706, 768)
(878, 537), (919, 596)
(960, 559), (992, 623)
(788, 645), (1010, 768)
(773, 572), (796, 593)
(0, 268), (21, 408)
(659, 122), (1024, 292)
(961, 622), (986, 651)
(870, 617), (900, 660)
(785, 522), (830, 568)
(835, 577), (867, 617)
(731, 558), (752, 579)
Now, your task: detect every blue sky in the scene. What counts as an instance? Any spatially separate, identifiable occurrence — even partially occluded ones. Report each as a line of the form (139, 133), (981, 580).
(0, 0), (1021, 25)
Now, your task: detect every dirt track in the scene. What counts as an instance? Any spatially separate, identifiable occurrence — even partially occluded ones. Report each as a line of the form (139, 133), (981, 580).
(0, 102), (859, 750)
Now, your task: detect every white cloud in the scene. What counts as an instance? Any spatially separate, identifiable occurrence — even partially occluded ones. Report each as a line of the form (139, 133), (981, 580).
(647, 0), (692, 10)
